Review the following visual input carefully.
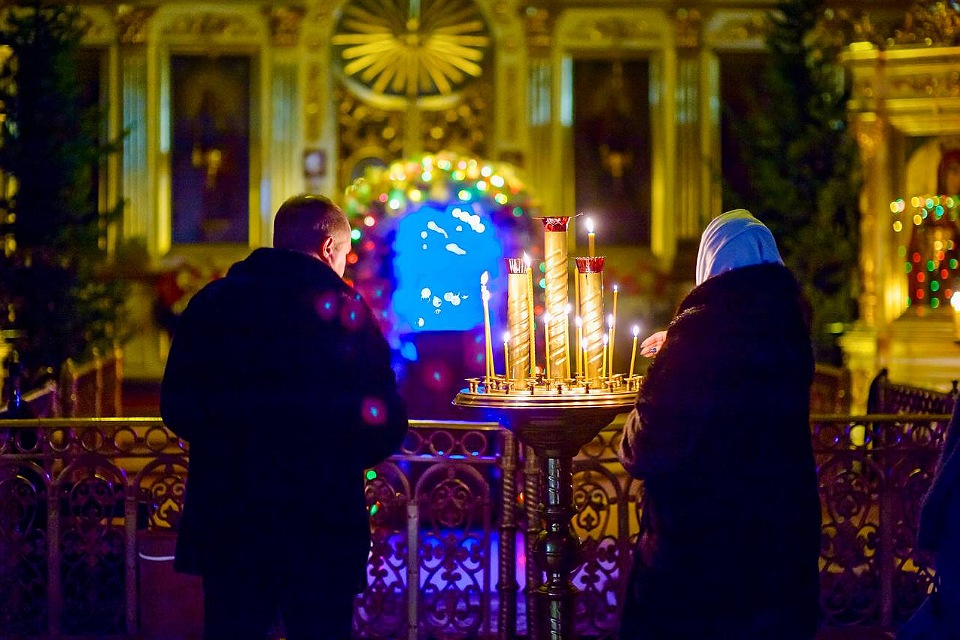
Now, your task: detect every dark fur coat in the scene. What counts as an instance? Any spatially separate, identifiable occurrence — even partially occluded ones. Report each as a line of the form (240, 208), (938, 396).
(618, 263), (821, 639)
(160, 248), (408, 586)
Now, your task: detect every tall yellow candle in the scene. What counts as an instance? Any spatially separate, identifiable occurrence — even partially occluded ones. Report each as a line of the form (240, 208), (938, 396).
(607, 313), (615, 376)
(576, 256), (605, 381)
(582, 336), (589, 379)
(573, 263), (581, 329)
(629, 325), (640, 379)
(541, 217), (571, 379)
(481, 271), (493, 384)
(563, 304), (572, 379)
(610, 284), (618, 374)
(506, 258), (531, 385)
(524, 253), (536, 376)
(601, 334), (608, 378)
(542, 312), (552, 380)
(586, 217), (596, 257)
(503, 332), (510, 381)
(575, 316), (583, 376)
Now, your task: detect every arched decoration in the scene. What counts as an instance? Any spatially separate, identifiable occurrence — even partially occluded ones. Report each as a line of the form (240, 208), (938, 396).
(331, 0), (492, 108)
(343, 150), (539, 354)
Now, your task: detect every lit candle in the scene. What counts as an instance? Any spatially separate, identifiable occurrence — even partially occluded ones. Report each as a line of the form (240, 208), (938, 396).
(607, 313), (615, 376)
(481, 271), (493, 384)
(543, 312), (552, 380)
(601, 334), (608, 378)
(563, 304), (572, 379)
(575, 315), (583, 376)
(610, 284), (618, 373)
(503, 331), (511, 380)
(586, 217), (596, 257)
(524, 253), (536, 376)
(629, 325), (640, 379)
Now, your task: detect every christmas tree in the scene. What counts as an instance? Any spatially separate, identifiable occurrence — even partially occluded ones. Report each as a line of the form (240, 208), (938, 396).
(724, 0), (861, 362)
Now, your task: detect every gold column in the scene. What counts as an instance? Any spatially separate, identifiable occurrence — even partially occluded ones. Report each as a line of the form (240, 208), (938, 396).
(673, 8), (704, 240)
(576, 257), (605, 382)
(541, 217), (571, 379)
(507, 258), (532, 386)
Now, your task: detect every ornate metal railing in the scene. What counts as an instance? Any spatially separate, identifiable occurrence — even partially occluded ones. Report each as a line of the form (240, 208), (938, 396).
(566, 413), (953, 638)
(0, 413), (951, 638)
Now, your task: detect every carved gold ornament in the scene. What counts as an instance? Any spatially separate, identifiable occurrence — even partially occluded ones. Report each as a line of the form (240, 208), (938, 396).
(332, 0), (491, 102)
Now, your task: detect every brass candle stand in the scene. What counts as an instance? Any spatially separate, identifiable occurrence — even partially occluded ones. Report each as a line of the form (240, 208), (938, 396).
(454, 378), (637, 640)
(456, 213), (638, 638)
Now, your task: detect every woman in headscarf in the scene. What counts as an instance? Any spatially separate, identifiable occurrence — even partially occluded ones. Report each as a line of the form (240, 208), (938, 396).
(617, 209), (821, 639)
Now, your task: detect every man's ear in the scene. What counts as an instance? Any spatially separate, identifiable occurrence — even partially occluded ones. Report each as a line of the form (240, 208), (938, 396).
(319, 235), (334, 261)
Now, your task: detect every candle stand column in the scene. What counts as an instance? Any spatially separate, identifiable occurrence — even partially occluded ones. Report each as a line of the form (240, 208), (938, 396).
(453, 394), (633, 640)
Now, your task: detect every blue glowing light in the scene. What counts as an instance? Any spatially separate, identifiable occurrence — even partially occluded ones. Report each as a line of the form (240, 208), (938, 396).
(393, 203), (504, 332)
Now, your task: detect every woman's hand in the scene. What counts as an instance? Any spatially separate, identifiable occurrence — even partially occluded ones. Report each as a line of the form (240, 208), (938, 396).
(640, 330), (666, 358)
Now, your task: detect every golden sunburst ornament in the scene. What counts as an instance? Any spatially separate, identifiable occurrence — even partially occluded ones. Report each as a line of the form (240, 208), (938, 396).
(332, 0), (490, 102)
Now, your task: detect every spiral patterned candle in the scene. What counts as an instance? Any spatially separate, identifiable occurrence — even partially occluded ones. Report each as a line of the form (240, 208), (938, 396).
(541, 217), (571, 379)
(506, 258), (531, 385)
(576, 256), (605, 381)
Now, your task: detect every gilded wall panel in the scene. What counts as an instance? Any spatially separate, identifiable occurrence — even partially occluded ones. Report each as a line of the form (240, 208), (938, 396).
(555, 9), (669, 50)
(76, 6), (117, 46)
(702, 10), (769, 50)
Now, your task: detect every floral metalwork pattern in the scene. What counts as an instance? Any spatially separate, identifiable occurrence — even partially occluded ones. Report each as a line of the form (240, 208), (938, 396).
(355, 461), (410, 638)
(571, 462), (626, 637)
(416, 463), (490, 637)
(0, 460), (47, 636)
(813, 415), (947, 628)
(59, 464), (125, 635)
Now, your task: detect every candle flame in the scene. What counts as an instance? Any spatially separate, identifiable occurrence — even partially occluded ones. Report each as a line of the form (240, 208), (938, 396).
(953, 292), (960, 311)
(523, 252), (531, 267)
(632, 325), (640, 337)
(613, 284), (619, 292)
(607, 313), (614, 329)
(503, 331), (510, 344)
(603, 334), (609, 345)
(480, 270), (489, 286)
(575, 316), (583, 327)
(565, 303), (572, 315)
(586, 218), (595, 234)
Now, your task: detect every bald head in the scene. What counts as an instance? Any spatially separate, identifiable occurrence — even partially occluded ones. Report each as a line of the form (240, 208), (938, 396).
(273, 194), (352, 276)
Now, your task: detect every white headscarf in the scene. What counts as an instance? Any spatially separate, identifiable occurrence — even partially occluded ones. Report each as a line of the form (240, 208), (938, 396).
(695, 209), (783, 285)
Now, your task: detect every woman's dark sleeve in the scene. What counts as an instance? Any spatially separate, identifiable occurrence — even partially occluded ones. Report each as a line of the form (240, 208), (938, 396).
(617, 313), (718, 478)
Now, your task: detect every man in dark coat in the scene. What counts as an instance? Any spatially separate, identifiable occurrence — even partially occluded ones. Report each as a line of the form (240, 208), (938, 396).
(160, 194), (409, 640)
(618, 210), (821, 639)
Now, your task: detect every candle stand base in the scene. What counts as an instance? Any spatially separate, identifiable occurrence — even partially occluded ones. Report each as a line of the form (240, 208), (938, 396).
(453, 387), (635, 640)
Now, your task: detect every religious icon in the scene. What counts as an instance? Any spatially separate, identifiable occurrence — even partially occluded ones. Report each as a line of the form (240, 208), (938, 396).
(170, 55), (251, 244)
